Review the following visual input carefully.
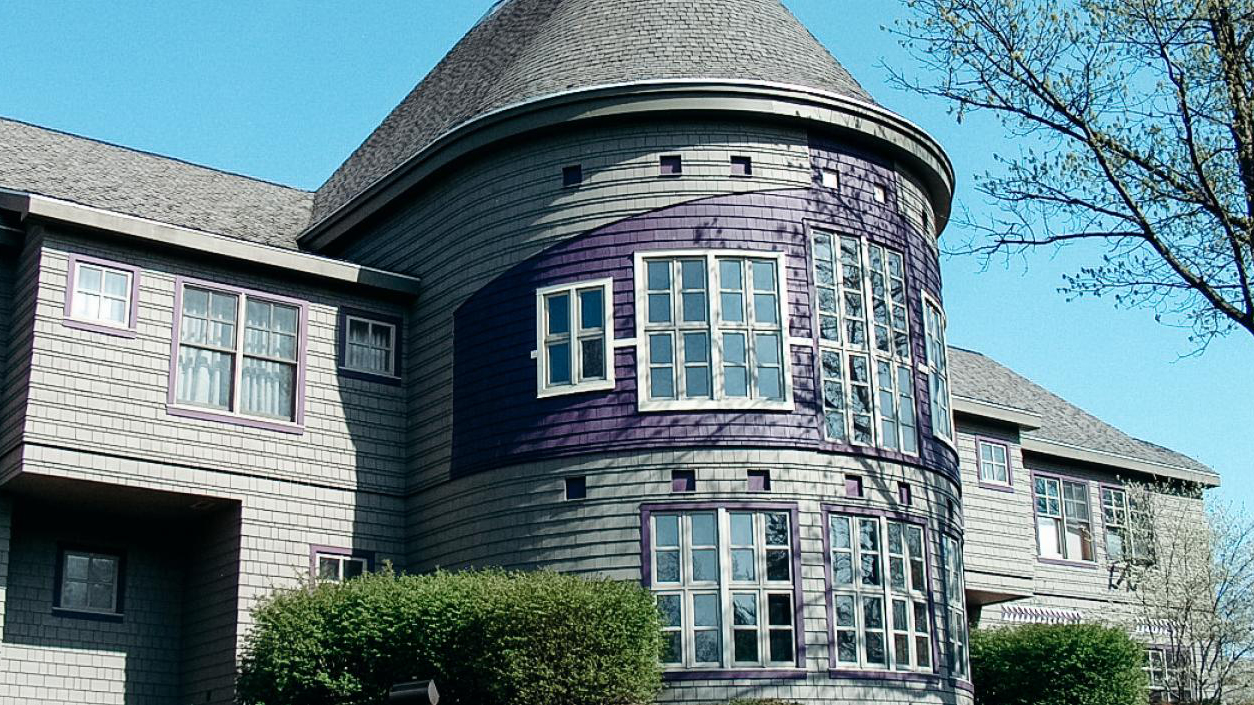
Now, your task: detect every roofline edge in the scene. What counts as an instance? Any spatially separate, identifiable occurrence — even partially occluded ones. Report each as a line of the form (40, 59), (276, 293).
(0, 189), (422, 296)
(1020, 436), (1220, 488)
(953, 394), (1044, 430)
(300, 79), (956, 252)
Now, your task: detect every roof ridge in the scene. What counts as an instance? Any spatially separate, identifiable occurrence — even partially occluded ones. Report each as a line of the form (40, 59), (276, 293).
(0, 115), (311, 194)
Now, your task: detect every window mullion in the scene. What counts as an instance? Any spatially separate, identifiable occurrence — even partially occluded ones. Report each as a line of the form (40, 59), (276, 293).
(718, 508), (733, 668)
(709, 256), (725, 402)
(232, 294), (246, 413)
(572, 286), (585, 383)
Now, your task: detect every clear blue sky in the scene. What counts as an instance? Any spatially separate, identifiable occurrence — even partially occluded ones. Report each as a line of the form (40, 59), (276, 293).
(1, 1), (1248, 503)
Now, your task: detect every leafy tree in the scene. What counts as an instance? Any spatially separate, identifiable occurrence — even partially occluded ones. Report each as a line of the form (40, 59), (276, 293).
(893, 0), (1254, 346)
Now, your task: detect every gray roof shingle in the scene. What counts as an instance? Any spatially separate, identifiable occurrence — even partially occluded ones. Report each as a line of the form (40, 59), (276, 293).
(0, 117), (312, 249)
(311, 0), (874, 222)
(950, 347), (1214, 478)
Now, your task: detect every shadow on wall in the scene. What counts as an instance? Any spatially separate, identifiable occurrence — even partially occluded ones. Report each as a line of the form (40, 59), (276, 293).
(1, 487), (241, 705)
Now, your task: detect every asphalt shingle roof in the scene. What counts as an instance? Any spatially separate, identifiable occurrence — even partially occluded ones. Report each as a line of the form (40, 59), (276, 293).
(311, 0), (874, 222)
(0, 117), (312, 249)
(949, 347), (1215, 479)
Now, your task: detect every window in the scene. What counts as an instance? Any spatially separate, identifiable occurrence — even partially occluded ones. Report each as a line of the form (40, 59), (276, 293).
(940, 535), (968, 679)
(828, 512), (932, 672)
(872, 184), (887, 203)
(821, 169), (840, 190)
(314, 552), (368, 583)
(672, 469), (697, 493)
(1034, 475), (1094, 562)
(536, 279), (613, 397)
(562, 164), (582, 186)
(731, 156), (753, 177)
(1102, 487), (1154, 564)
(65, 255), (138, 335)
(660, 155), (683, 176)
(171, 279), (306, 426)
(636, 252), (790, 411)
(56, 549), (121, 615)
(977, 440), (1010, 486)
(1146, 648), (1168, 692)
(813, 230), (917, 452)
(341, 313), (399, 378)
(646, 506), (801, 671)
(922, 296), (953, 443)
(565, 476), (587, 500)
(747, 470), (771, 492)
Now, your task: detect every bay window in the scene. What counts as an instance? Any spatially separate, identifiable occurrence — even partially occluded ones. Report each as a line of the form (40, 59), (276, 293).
(536, 279), (614, 397)
(827, 511), (933, 672)
(645, 505), (802, 671)
(170, 279), (305, 427)
(1034, 475), (1094, 562)
(636, 252), (790, 411)
(812, 229), (917, 452)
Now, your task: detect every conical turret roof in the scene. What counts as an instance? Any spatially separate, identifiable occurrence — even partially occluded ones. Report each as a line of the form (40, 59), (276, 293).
(312, 0), (874, 222)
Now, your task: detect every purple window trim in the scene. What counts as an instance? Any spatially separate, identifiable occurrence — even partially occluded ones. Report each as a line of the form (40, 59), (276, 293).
(663, 669), (806, 682)
(659, 155), (683, 176)
(845, 475), (864, 498)
(639, 501), (806, 674)
(166, 275), (309, 434)
(898, 482), (912, 506)
(671, 470), (696, 493)
(63, 253), (142, 338)
(974, 436), (1014, 493)
(336, 306), (404, 387)
(820, 502), (942, 677)
(51, 542), (127, 623)
(747, 469), (771, 492)
(730, 156), (753, 177)
(309, 544), (376, 578)
(565, 476), (588, 500)
(562, 164), (583, 187)
(1030, 470), (1098, 568)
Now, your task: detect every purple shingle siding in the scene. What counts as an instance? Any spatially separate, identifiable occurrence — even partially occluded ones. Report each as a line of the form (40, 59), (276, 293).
(450, 141), (957, 482)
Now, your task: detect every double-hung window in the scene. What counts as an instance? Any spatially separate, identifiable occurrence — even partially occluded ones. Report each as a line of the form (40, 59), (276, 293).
(647, 506), (801, 671)
(922, 296), (953, 443)
(536, 280), (613, 396)
(172, 280), (305, 426)
(56, 548), (122, 615)
(977, 440), (1011, 486)
(636, 252), (789, 411)
(65, 255), (139, 334)
(1101, 487), (1154, 564)
(1034, 475), (1094, 562)
(827, 512), (932, 672)
(939, 535), (968, 679)
(314, 552), (368, 583)
(813, 230), (917, 452)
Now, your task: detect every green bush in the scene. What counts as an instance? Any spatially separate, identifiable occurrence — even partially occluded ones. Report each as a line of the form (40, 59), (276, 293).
(971, 623), (1148, 705)
(237, 567), (663, 705)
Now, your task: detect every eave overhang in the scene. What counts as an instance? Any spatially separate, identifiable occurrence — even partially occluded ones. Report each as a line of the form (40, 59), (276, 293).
(0, 189), (421, 296)
(299, 79), (956, 252)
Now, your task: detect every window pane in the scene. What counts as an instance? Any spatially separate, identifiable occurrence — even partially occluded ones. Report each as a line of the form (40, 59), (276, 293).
(731, 548), (756, 581)
(733, 594), (757, 625)
(682, 293), (707, 322)
(769, 630), (793, 663)
(692, 550), (718, 582)
(272, 304), (298, 335)
(183, 286), (209, 318)
(655, 515), (680, 547)
(547, 342), (572, 385)
(344, 559), (365, 579)
(649, 333), (673, 365)
(547, 293), (570, 335)
(752, 260), (776, 291)
(662, 633), (683, 663)
(766, 514), (789, 545)
(833, 554), (854, 585)
(61, 580), (87, 609)
(65, 553), (90, 580)
(691, 513), (716, 545)
(681, 260), (706, 289)
(721, 292), (745, 322)
(647, 260), (671, 290)
(730, 513), (754, 545)
(693, 594), (720, 627)
(768, 594), (792, 626)
(177, 347), (234, 409)
(830, 516), (851, 549)
(656, 552), (680, 583)
(579, 288), (603, 331)
(658, 594), (682, 626)
(648, 293), (672, 323)
(754, 293), (778, 324)
(241, 359), (295, 419)
(580, 339), (605, 380)
(695, 631), (721, 663)
(351, 319), (376, 346)
(734, 630), (758, 663)
(720, 259), (743, 289)
(87, 583), (113, 610)
(73, 292), (100, 320)
(766, 550), (790, 581)
(1037, 516), (1063, 558)
(318, 556), (340, 581)
(89, 556), (116, 583)
(837, 631), (858, 663)
(78, 265), (103, 293)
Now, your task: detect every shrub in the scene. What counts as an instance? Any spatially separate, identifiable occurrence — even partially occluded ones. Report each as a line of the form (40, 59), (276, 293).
(970, 623), (1148, 705)
(237, 567), (663, 705)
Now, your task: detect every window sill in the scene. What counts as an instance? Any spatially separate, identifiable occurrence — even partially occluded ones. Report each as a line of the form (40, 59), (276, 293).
(52, 607), (124, 623)
(538, 379), (616, 399)
(166, 404), (305, 435)
(977, 481), (1014, 493)
(663, 668), (806, 681)
(1037, 557), (1098, 570)
(638, 398), (794, 413)
(337, 366), (403, 387)
(62, 317), (137, 338)
(828, 669), (974, 691)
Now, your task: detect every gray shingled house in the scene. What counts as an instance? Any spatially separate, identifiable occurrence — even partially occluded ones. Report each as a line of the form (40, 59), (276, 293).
(0, 1), (1218, 703)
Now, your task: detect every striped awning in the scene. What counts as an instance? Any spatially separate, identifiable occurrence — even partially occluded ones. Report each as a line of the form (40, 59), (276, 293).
(1001, 604), (1083, 624)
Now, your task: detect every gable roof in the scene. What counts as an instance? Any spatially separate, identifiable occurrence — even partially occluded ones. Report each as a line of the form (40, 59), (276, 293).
(0, 117), (312, 249)
(949, 347), (1216, 482)
(311, 0), (874, 223)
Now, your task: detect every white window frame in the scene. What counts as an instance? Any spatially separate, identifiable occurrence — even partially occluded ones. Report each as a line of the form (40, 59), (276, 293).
(1146, 647), (1168, 692)
(67, 258), (136, 330)
(634, 251), (793, 412)
(940, 534), (969, 680)
(977, 439), (1011, 486)
(812, 229), (918, 453)
(169, 278), (306, 427)
(1101, 486), (1154, 564)
(534, 279), (615, 398)
(827, 511), (935, 673)
(1034, 474), (1096, 563)
(314, 552), (369, 583)
(342, 314), (398, 378)
(57, 549), (121, 615)
(921, 292), (955, 448)
(647, 506), (802, 672)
